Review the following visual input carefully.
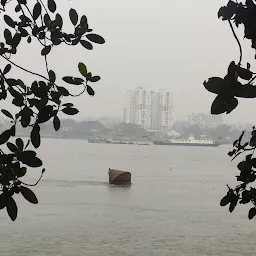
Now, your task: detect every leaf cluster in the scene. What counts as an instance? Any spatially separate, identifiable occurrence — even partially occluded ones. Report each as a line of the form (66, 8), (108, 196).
(0, 0), (105, 220)
(204, 0), (256, 219)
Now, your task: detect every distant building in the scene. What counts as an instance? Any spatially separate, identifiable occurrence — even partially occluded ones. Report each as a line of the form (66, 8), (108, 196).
(124, 87), (173, 131)
(188, 113), (223, 129)
(98, 116), (121, 129)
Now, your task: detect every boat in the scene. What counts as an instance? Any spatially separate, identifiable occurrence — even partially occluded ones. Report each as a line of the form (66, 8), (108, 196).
(153, 136), (219, 147)
(88, 136), (108, 143)
(108, 168), (131, 185)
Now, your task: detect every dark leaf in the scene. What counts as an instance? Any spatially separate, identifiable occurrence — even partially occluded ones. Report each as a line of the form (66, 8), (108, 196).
(1, 0), (7, 7)
(86, 34), (105, 44)
(246, 154), (252, 161)
(0, 193), (6, 210)
(237, 161), (251, 172)
(53, 116), (60, 131)
(57, 86), (69, 96)
(3, 64), (11, 75)
(90, 76), (101, 82)
(86, 72), (92, 80)
(220, 195), (230, 206)
(47, 0), (56, 13)
(16, 138), (24, 151)
(249, 207), (256, 219)
(229, 200), (237, 213)
(41, 45), (51, 56)
(19, 150), (36, 163)
(33, 2), (42, 21)
(6, 78), (18, 86)
(69, 8), (78, 26)
(19, 27), (28, 37)
(211, 95), (231, 114)
(80, 40), (93, 50)
(12, 33), (22, 48)
(38, 32), (45, 39)
(20, 186), (38, 204)
(17, 0), (27, 4)
(9, 48), (17, 54)
(86, 85), (95, 96)
(62, 76), (84, 85)
(48, 70), (56, 83)
(203, 77), (224, 94)
(240, 190), (251, 204)
(21, 115), (31, 128)
(251, 158), (256, 168)
(38, 105), (53, 123)
(43, 13), (51, 27)
(71, 37), (81, 46)
(62, 103), (73, 108)
(25, 156), (42, 168)
(226, 97), (238, 114)
(235, 84), (256, 98)
(4, 15), (16, 28)
(15, 4), (21, 12)
(228, 150), (236, 157)
(12, 96), (23, 107)
(9, 125), (15, 136)
(78, 62), (87, 77)
(4, 29), (12, 45)
(218, 6), (233, 20)
(236, 66), (253, 80)
(62, 107), (79, 115)
(6, 196), (17, 221)
(24, 140), (30, 149)
(0, 129), (11, 145)
(31, 125), (40, 148)
(80, 15), (88, 34)
(1, 109), (13, 119)
(55, 14), (63, 28)
(27, 36), (32, 43)
(7, 142), (18, 153)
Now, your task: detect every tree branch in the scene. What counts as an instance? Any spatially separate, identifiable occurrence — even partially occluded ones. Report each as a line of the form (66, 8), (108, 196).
(1, 55), (50, 82)
(228, 19), (242, 66)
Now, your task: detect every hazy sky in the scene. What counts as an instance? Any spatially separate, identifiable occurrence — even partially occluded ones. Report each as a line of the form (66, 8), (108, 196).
(1, 0), (256, 124)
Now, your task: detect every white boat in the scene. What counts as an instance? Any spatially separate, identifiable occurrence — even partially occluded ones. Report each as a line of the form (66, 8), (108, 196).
(153, 136), (219, 147)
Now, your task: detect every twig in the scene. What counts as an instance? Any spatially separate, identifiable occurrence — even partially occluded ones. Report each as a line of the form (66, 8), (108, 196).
(248, 75), (256, 85)
(1, 55), (50, 82)
(69, 86), (86, 97)
(228, 19), (242, 66)
(20, 169), (44, 187)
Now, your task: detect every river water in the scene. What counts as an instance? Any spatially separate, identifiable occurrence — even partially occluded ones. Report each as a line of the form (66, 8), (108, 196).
(0, 139), (255, 255)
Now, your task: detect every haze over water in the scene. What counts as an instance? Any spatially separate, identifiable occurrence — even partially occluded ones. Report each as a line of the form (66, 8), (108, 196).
(0, 139), (255, 256)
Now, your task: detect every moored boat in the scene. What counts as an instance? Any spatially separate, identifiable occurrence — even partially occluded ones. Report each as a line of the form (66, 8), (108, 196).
(153, 136), (219, 147)
(108, 168), (131, 185)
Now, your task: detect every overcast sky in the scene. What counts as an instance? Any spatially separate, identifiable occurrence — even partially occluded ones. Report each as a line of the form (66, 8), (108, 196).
(1, 0), (256, 124)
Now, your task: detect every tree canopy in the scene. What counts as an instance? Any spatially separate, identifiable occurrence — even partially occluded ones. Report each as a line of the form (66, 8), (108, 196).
(204, 0), (256, 219)
(0, 0), (104, 221)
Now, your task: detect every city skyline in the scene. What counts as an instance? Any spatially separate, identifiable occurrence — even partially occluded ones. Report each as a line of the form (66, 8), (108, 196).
(1, 0), (255, 126)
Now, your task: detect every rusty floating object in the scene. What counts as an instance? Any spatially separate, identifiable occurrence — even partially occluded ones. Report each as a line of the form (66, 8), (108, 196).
(108, 168), (131, 185)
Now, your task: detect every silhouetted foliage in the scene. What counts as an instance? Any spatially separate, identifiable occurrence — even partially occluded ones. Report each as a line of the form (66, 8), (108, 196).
(204, 0), (256, 219)
(0, 0), (104, 221)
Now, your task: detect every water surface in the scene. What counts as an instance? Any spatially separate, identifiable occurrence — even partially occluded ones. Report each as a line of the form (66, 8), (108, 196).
(0, 139), (254, 256)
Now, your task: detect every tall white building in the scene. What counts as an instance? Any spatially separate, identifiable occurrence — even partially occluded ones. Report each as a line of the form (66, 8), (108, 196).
(124, 87), (173, 131)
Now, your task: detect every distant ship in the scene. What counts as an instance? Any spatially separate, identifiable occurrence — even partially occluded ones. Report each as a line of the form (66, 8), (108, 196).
(153, 136), (219, 147)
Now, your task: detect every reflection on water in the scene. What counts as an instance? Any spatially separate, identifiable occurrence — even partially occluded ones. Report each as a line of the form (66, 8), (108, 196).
(0, 139), (255, 256)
